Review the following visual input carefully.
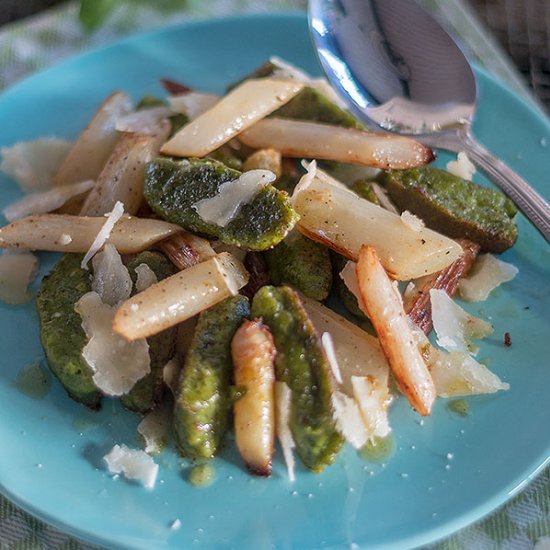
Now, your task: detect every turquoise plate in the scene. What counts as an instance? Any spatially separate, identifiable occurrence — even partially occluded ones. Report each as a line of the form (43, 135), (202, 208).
(0, 13), (549, 550)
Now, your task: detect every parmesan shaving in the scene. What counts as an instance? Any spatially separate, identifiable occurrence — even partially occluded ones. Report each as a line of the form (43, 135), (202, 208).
(401, 210), (425, 232)
(168, 92), (220, 119)
(137, 399), (173, 454)
(339, 260), (369, 316)
(104, 444), (159, 489)
(162, 358), (181, 395)
(81, 201), (125, 269)
(351, 376), (391, 440)
(275, 381), (296, 482)
(412, 326), (509, 397)
(134, 263), (158, 293)
(115, 107), (172, 135)
(290, 160), (317, 201)
(430, 350), (510, 397)
(91, 244), (132, 306)
(370, 182), (399, 213)
(458, 253), (518, 302)
(321, 332), (342, 385)
(192, 169), (275, 227)
(0, 138), (73, 192)
(446, 152), (476, 181)
(0, 251), (38, 304)
(430, 288), (493, 354)
(2, 179), (95, 222)
(76, 291), (150, 395)
(331, 390), (369, 449)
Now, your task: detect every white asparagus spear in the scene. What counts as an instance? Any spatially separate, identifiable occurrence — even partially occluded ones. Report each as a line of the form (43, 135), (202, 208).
(160, 78), (304, 157)
(0, 214), (181, 254)
(113, 252), (249, 341)
(54, 92), (133, 186)
(239, 118), (434, 169)
(356, 245), (436, 416)
(292, 165), (463, 280)
(80, 123), (170, 216)
(231, 319), (276, 476)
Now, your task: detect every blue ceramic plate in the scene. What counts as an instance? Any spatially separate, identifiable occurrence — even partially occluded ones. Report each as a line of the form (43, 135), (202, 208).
(0, 13), (549, 550)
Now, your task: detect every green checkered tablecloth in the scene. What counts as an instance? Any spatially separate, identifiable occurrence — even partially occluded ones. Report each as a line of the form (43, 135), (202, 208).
(0, 1), (549, 549)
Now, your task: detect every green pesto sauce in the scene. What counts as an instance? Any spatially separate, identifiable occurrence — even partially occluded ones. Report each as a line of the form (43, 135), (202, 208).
(14, 362), (51, 399)
(189, 463), (215, 487)
(359, 435), (396, 463)
(72, 415), (100, 432)
(447, 399), (470, 417)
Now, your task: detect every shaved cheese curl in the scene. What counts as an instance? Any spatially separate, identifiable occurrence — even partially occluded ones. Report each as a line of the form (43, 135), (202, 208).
(104, 444), (158, 489)
(76, 292), (150, 396)
(275, 381), (296, 483)
(81, 201), (125, 269)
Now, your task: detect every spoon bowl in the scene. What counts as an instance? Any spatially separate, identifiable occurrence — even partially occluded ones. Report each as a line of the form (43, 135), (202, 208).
(309, 0), (550, 242)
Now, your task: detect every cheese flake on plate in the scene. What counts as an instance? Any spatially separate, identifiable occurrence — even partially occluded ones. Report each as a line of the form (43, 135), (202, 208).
(351, 375), (392, 440)
(458, 253), (518, 302)
(81, 200), (125, 269)
(446, 151), (476, 181)
(2, 179), (95, 222)
(76, 291), (150, 395)
(192, 169), (275, 227)
(339, 260), (369, 316)
(430, 349), (510, 397)
(0, 138), (73, 192)
(91, 243), (132, 306)
(138, 399), (173, 454)
(134, 263), (158, 293)
(0, 251), (38, 304)
(331, 390), (369, 449)
(430, 288), (493, 354)
(321, 332), (342, 385)
(104, 444), (159, 489)
(412, 326), (509, 397)
(275, 381), (296, 482)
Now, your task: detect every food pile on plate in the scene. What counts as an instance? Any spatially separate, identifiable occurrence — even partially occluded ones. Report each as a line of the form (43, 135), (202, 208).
(0, 57), (518, 487)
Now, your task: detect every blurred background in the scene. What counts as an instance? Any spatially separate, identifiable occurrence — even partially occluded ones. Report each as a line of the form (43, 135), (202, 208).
(1, 0), (549, 113)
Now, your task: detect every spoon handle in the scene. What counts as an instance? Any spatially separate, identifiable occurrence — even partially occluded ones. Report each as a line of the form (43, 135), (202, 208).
(419, 130), (550, 244)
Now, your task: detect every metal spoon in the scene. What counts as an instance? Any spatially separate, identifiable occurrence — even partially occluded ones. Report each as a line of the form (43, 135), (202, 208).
(308, 0), (550, 243)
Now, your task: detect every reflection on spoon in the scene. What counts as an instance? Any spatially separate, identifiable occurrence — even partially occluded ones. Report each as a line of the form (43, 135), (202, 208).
(309, 0), (550, 243)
